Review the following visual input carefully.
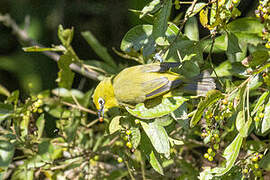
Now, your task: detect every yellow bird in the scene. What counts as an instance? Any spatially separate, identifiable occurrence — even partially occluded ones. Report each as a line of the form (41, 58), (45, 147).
(92, 62), (215, 119)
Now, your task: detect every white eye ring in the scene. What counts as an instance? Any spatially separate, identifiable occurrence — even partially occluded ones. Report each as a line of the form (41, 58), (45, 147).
(98, 97), (105, 106)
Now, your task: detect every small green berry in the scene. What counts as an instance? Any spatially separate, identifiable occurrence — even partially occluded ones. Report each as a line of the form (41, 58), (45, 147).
(135, 119), (140, 124)
(117, 157), (123, 163)
(126, 142), (132, 149)
(213, 144), (219, 150)
(123, 135), (129, 141)
(94, 155), (99, 161)
(254, 116), (260, 122)
(254, 163), (259, 169)
(242, 168), (248, 174)
(208, 156), (214, 161)
(259, 113), (264, 118)
(126, 130), (131, 135)
(213, 133), (219, 139)
(252, 156), (258, 162)
(207, 148), (213, 154)
(204, 153), (209, 159)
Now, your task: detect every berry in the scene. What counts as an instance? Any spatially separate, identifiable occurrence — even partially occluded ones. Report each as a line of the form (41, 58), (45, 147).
(259, 113), (264, 118)
(126, 130), (131, 135)
(254, 163), (259, 169)
(254, 116), (260, 122)
(208, 156), (214, 161)
(126, 142), (132, 149)
(207, 148), (213, 154)
(204, 153), (209, 159)
(213, 144), (219, 150)
(252, 156), (258, 162)
(242, 168), (248, 174)
(135, 119), (140, 124)
(117, 157), (123, 163)
(94, 155), (99, 161)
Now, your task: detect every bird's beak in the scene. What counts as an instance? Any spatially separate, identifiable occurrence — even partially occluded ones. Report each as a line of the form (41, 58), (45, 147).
(98, 105), (104, 122)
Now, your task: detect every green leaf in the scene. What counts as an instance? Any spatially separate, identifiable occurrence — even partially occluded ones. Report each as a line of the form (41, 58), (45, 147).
(227, 17), (264, 35)
(210, 133), (243, 176)
(81, 31), (117, 69)
(11, 169), (34, 180)
(154, 116), (174, 127)
(149, 151), (164, 175)
(22, 45), (65, 52)
(262, 98), (270, 134)
(64, 118), (80, 142)
(56, 52), (75, 89)
(0, 103), (13, 123)
(259, 152), (270, 171)
(130, 127), (141, 149)
(186, 2), (207, 17)
(141, 121), (170, 155)
(214, 61), (247, 78)
(166, 35), (203, 63)
(226, 31), (242, 54)
(252, 91), (269, 116)
(248, 50), (269, 68)
(190, 90), (224, 127)
(126, 96), (187, 119)
(120, 25), (153, 53)
(0, 140), (14, 168)
(36, 114), (45, 139)
(178, 60), (200, 78)
(0, 84), (10, 97)
(152, 0), (172, 40)
(235, 110), (245, 133)
(140, 0), (161, 18)
(52, 88), (84, 99)
(168, 137), (184, 146)
(109, 116), (122, 134)
(185, 16), (199, 41)
(58, 25), (74, 47)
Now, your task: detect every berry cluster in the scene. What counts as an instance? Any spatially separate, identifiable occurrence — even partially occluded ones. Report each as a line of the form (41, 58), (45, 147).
(255, 0), (270, 48)
(242, 153), (264, 179)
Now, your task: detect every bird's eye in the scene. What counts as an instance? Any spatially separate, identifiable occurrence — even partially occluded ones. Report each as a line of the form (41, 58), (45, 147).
(98, 98), (105, 106)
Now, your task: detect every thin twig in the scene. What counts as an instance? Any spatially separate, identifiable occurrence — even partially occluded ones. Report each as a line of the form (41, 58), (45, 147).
(62, 101), (97, 115)
(0, 13), (101, 81)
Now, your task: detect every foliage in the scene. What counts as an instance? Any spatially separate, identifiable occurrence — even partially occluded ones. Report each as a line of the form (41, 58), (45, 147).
(0, 0), (270, 179)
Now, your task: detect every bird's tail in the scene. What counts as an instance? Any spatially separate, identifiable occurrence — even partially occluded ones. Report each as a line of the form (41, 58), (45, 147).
(179, 71), (216, 96)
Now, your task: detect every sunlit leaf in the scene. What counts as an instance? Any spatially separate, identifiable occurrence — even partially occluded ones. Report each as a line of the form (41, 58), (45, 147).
(52, 88), (84, 99)
(141, 121), (170, 155)
(186, 2), (207, 17)
(0, 103), (13, 123)
(262, 98), (270, 134)
(210, 134), (243, 176)
(140, 0), (161, 18)
(126, 96), (187, 119)
(199, 8), (208, 28)
(252, 91), (269, 116)
(190, 90), (224, 127)
(109, 116), (122, 134)
(150, 151), (164, 175)
(22, 45), (65, 52)
(130, 127), (141, 149)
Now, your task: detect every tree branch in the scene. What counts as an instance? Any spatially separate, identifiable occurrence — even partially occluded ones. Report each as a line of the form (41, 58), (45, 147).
(0, 13), (101, 81)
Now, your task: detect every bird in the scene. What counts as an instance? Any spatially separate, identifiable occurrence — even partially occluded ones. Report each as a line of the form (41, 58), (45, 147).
(92, 62), (216, 120)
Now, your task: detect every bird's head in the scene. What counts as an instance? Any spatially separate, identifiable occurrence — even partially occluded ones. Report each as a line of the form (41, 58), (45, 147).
(92, 77), (118, 121)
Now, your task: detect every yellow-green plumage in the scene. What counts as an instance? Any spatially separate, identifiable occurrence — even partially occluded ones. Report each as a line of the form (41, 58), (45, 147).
(92, 62), (215, 112)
